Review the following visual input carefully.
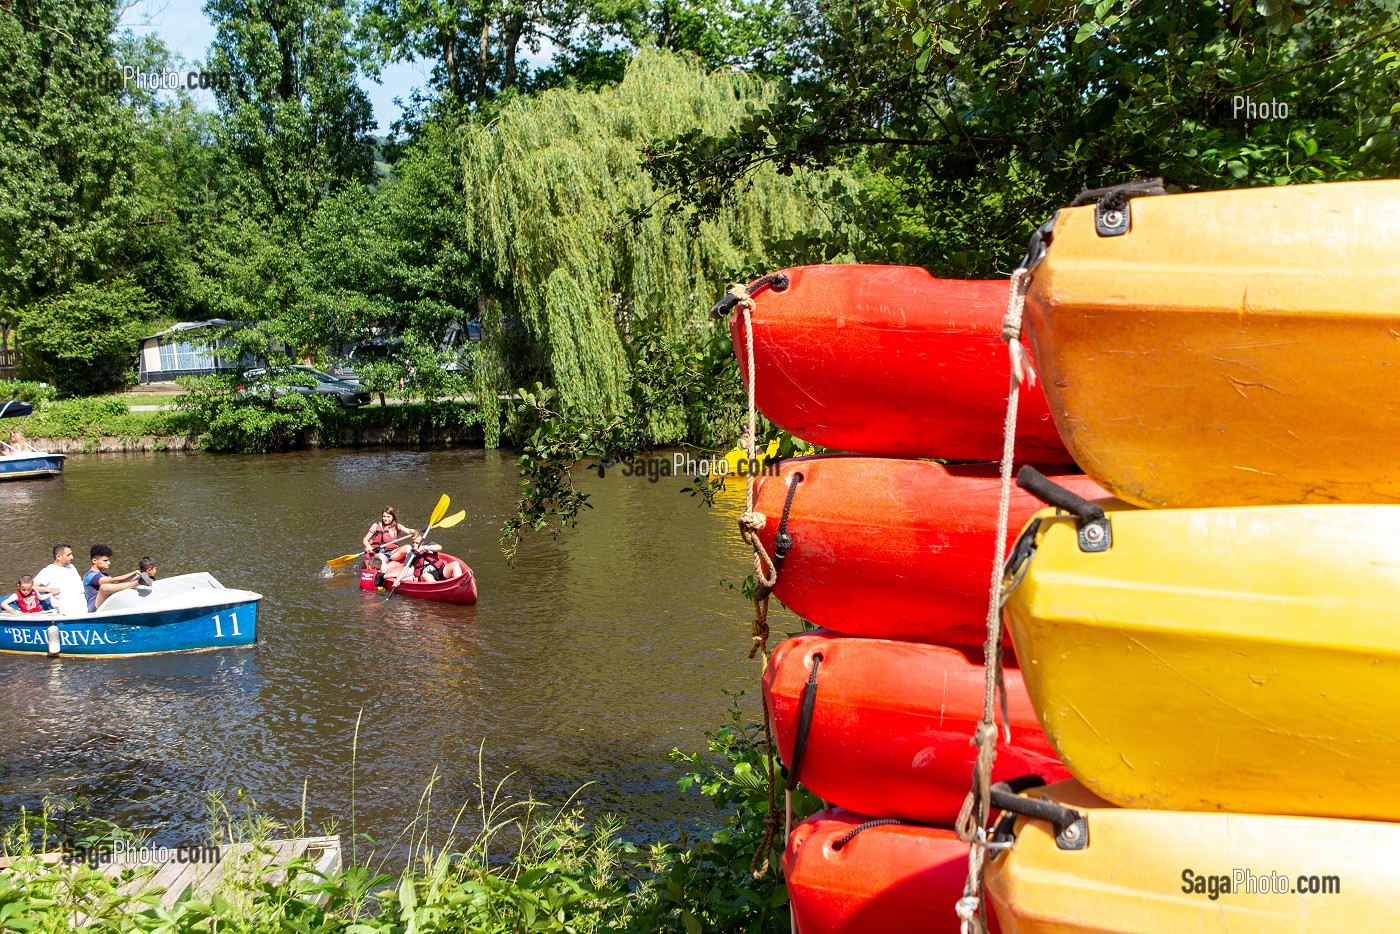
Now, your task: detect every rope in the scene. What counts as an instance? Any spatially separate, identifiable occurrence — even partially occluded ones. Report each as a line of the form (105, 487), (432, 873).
(956, 266), (1033, 934)
(732, 283), (778, 657)
(750, 696), (782, 879)
(831, 818), (902, 850)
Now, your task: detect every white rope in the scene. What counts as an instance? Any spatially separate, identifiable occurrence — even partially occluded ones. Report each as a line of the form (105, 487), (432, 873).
(956, 266), (1034, 933)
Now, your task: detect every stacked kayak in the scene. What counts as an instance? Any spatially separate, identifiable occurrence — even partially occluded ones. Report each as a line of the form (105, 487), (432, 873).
(985, 780), (1392, 933)
(785, 809), (994, 934)
(726, 264), (1071, 462)
(715, 264), (1084, 932)
(983, 180), (1400, 930)
(750, 456), (1105, 648)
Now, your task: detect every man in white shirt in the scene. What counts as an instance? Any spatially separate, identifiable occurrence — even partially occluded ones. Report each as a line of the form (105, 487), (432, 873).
(33, 543), (85, 617)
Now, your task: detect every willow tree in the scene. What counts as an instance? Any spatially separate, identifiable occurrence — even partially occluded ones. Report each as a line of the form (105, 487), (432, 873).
(462, 49), (856, 423)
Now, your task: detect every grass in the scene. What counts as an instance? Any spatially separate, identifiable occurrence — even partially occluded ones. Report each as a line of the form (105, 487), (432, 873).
(0, 699), (801, 932)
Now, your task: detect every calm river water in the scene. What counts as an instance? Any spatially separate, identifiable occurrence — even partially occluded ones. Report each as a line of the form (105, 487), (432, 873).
(0, 448), (787, 851)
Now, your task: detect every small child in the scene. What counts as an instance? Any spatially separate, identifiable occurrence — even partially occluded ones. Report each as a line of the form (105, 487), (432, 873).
(1, 575), (56, 614)
(138, 556), (158, 586)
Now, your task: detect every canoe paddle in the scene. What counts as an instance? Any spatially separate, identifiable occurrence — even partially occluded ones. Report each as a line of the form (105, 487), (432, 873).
(326, 533), (413, 570)
(384, 497), (453, 602)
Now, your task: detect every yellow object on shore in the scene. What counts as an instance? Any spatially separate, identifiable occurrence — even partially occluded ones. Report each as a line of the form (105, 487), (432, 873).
(719, 440), (779, 483)
(1004, 501), (1400, 821)
(985, 780), (1400, 934)
(1023, 179), (1400, 507)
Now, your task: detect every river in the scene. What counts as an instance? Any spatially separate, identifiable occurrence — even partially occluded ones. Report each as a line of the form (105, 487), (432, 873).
(0, 448), (787, 853)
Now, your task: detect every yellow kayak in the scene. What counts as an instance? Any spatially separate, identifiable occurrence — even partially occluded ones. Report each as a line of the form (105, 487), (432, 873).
(1023, 180), (1400, 507)
(986, 780), (1400, 933)
(1003, 500), (1400, 821)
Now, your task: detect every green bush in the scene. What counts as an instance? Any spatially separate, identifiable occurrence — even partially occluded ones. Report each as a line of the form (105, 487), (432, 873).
(0, 379), (58, 404)
(16, 279), (157, 396)
(21, 396), (195, 440)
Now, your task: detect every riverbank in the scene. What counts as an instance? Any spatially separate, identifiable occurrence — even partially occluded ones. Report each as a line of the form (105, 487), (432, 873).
(19, 397), (488, 452)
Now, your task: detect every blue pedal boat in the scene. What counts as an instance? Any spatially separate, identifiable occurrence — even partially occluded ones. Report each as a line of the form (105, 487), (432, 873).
(0, 573), (261, 657)
(0, 400), (64, 480)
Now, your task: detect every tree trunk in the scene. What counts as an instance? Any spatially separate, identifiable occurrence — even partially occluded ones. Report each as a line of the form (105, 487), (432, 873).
(477, 16), (491, 100)
(502, 12), (525, 89)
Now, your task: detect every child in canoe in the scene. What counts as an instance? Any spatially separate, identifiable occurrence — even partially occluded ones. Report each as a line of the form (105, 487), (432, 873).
(363, 507), (417, 572)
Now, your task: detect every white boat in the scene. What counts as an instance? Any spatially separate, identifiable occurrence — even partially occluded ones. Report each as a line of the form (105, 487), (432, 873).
(0, 400), (64, 480)
(0, 573), (261, 657)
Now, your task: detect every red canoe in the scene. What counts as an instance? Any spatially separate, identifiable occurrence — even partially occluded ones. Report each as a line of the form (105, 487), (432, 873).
(725, 265), (1071, 462)
(765, 631), (1067, 827)
(785, 807), (992, 934)
(359, 555), (479, 605)
(752, 455), (1106, 647)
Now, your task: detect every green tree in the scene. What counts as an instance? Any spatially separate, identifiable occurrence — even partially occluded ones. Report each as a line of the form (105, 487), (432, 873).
(0, 0), (140, 308)
(18, 279), (156, 394)
(464, 49), (858, 419)
(205, 0), (376, 220)
(644, 0), (1400, 275)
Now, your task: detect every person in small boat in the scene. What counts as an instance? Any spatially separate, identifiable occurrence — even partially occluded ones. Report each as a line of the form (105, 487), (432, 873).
(138, 556), (158, 586)
(83, 544), (142, 611)
(1, 429), (35, 454)
(395, 535), (463, 584)
(363, 507), (417, 572)
(33, 543), (84, 617)
(1, 575), (58, 614)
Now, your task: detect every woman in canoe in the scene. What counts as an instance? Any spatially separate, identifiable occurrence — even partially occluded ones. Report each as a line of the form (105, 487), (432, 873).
(363, 507), (417, 572)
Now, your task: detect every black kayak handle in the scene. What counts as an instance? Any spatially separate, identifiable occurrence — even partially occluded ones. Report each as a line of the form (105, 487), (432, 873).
(1016, 466), (1103, 524)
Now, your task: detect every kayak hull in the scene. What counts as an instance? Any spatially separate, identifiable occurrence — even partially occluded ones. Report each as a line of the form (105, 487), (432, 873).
(752, 455), (1106, 647)
(1005, 502), (1400, 821)
(785, 808), (989, 934)
(1024, 180), (1400, 507)
(360, 555), (478, 605)
(734, 265), (1070, 461)
(765, 631), (1067, 826)
(987, 780), (1398, 933)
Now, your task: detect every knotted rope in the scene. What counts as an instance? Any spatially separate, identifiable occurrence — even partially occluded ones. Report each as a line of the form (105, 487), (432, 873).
(731, 282), (779, 651)
(955, 266), (1033, 934)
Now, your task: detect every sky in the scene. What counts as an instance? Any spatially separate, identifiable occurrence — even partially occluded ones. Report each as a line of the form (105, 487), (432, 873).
(116, 0), (432, 134)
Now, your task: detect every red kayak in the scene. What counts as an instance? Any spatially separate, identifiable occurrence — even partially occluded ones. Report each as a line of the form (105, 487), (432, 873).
(765, 631), (1067, 827)
(359, 555), (479, 605)
(785, 807), (992, 934)
(752, 455), (1106, 648)
(723, 265), (1071, 462)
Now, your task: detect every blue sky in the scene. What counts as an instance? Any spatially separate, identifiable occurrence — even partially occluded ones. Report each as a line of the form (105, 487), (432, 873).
(117, 0), (433, 134)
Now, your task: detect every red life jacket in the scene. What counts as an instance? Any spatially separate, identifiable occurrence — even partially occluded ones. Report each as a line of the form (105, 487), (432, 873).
(368, 523), (398, 551)
(411, 551), (447, 574)
(14, 590), (40, 613)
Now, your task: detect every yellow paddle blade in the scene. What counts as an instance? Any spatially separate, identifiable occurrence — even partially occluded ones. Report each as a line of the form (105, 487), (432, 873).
(436, 509), (466, 529)
(428, 493), (450, 526)
(325, 552), (361, 569)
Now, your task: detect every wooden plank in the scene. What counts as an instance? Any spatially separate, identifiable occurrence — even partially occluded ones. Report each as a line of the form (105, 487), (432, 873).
(2, 836), (343, 915)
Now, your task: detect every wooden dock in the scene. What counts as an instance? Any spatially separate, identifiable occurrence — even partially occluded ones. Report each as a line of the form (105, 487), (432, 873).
(0, 835), (342, 911)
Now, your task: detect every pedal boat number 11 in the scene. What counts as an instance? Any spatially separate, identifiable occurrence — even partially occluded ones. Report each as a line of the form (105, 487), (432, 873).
(0, 573), (261, 657)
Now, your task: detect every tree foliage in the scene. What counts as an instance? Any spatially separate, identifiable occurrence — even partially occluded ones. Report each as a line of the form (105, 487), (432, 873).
(463, 49), (857, 417)
(0, 0), (140, 308)
(644, 0), (1400, 274)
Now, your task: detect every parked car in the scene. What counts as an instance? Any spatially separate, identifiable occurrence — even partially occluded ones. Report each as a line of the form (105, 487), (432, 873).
(237, 366), (372, 408)
(327, 337), (404, 384)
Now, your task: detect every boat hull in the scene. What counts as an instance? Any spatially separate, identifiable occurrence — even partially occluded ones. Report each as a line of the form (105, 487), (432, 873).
(0, 451), (65, 480)
(1004, 502), (1400, 821)
(1024, 180), (1400, 507)
(753, 456), (1106, 646)
(986, 780), (1399, 933)
(785, 808), (989, 934)
(765, 631), (1066, 826)
(0, 600), (257, 657)
(359, 555), (478, 604)
(734, 265), (1070, 461)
